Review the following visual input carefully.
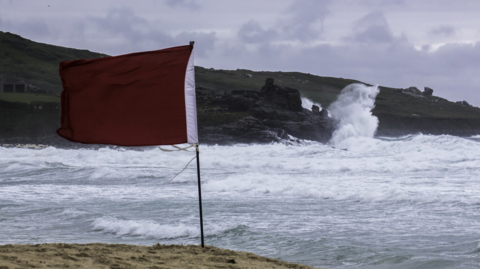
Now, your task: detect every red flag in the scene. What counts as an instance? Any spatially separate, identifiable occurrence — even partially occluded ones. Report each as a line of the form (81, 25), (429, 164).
(57, 45), (198, 146)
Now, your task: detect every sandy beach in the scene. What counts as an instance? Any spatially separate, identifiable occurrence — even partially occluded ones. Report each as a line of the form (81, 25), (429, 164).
(0, 243), (321, 269)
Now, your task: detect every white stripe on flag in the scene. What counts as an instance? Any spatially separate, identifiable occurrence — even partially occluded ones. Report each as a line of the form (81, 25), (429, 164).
(184, 48), (198, 144)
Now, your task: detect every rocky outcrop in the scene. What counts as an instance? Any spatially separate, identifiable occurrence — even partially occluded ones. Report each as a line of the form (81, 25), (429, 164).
(423, 87), (433, 96)
(456, 100), (471, 107)
(260, 78), (303, 112)
(197, 78), (335, 144)
(405, 86), (421, 94)
(399, 86), (427, 99)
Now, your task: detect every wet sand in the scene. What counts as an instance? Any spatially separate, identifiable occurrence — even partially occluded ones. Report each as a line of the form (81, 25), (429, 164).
(0, 243), (321, 269)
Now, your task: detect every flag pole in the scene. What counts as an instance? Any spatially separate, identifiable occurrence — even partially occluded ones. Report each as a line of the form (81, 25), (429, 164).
(195, 144), (205, 247)
(190, 40), (204, 248)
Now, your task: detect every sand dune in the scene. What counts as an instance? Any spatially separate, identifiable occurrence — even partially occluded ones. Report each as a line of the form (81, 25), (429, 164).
(0, 243), (321, 269)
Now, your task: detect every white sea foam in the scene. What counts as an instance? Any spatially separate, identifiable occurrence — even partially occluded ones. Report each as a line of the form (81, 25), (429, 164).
(92, 217), (199, 238)
(60, 208), (89, 217)
(0, 145), (198, 183)
(92, 217), (237, 239)
(301, 97), (322, 111)
(1, 137), (480, 267)
(1, 135), (480, 204)
(328, 83), (379, 149)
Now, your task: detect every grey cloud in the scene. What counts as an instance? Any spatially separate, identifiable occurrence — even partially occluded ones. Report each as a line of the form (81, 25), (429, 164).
(175, 31), (216, 57)
(90, 7), (150, 41)
(66, 21), (86, 43)
(235, 0), (333, 44)
(0, 13), (11, 28)
(238, 20), (278, 44)
(378, 0), (405, 7)
(420, 44), (431, 51)
(355, 10), (389, 28)
(84, 7), (215, 57)
(429, 25), (456, 37)
(279, 0), (333, 41)
(360, 0), (406, 8)
(0, 0), (15, 6)
(164, 0), (201, 11)
(215, 35), (480, 106)
(431, 42), (480, 74)
(220, 43), (248, 59)
(351, 24), (394, 43)
(17, 20), (53, 39)
(0, 14), (53, 40)
(347, 11), (397, 44)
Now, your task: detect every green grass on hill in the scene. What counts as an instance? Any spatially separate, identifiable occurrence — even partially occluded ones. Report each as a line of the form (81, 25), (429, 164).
(195, 66), (360, 108)
(195, 67), (480, 119)
(0, 31), (108, 94)
(2, 31), (480, 122)
(373, 86), (480, 119)
(0, 92), (60, 104)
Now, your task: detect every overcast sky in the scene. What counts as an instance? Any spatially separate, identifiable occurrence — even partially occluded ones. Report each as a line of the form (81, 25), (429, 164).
(1, 0), (480, 105)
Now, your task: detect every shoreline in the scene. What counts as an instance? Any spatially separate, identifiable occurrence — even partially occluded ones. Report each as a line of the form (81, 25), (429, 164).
(0, 243), (321, 269)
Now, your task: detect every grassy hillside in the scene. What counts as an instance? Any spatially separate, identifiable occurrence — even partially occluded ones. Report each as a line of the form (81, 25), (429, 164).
(195, 67), (361, 107)
(373, 87), (480, 119)
(0, 31), (108, 94)
(195, 67), (480, 120)
(3, 30), (479, 120)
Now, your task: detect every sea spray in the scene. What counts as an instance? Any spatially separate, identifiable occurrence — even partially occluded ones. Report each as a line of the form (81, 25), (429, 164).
(328, 83), (379, 148)
(301, 97), (322, 111)
(92, 217), (240, 239)
(92, 217), (199, 238)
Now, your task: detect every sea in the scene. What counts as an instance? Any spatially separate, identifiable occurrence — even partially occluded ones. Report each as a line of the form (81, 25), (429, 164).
(1, 84), (479, 268)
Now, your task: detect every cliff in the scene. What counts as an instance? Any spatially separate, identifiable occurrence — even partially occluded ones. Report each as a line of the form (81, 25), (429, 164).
(2, 31), (480, 146)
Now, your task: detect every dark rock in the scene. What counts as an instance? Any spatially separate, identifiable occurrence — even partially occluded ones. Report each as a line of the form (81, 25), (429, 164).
(197, 79), (335, 144)
(225, 95), (253, 112)
(401, 86), (426, 99)
(242, 90), (260, 100)
(231, 90), (245, 95)
(405, 86), (421, 94)
(260, 78), (303, 112)
(265, 78), (274, 86)
(319, 108), (329, 119)
(312, 105), (320, 113)
(423, 87), (433, 96)
(456, 100), (471, 106)
(285, 88), (303, 112)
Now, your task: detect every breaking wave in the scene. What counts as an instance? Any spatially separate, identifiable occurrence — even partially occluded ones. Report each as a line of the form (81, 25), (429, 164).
(328, 83), (379, 148)
(92, 217), (239, 239)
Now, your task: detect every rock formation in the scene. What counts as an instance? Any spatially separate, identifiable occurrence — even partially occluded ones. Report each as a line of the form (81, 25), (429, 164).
(456, 100), (471, 106)
(197, 78), (335, 144)
(399, 86), (427, 99)
(423, 87), (433, 96)
(405, 86), (421, 94)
